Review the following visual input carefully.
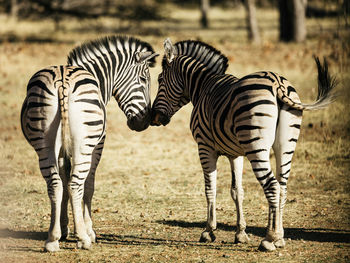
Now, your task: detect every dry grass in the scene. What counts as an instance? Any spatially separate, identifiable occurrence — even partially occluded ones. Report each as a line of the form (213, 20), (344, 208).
(0, 6), (349, 263)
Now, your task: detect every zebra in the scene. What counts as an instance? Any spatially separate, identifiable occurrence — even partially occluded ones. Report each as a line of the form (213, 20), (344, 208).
(151, 38), (337, 251)
(21, 36), (158, 252)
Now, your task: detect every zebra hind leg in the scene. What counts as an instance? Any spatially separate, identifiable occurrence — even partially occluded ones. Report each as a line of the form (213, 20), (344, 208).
(58, 154), (71, 241)
(83, 136), (105, 243)
(272, 105), (302, 248)
(228, 156), (249, 244)
(39, 152), (64, 252)
(68, 161), (93, 250)
(247, 150), (281, 252)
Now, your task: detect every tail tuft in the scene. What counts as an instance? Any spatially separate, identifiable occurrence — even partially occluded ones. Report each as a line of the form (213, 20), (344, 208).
(298, 56), (338, 111)
(314, 56), (338, 100)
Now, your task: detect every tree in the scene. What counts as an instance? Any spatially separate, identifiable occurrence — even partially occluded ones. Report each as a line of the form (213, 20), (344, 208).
(10, 0), (19, 20)
(200, 0), (210, 28)
(244, 0), (261, 44)
(279, 0), (307, 42)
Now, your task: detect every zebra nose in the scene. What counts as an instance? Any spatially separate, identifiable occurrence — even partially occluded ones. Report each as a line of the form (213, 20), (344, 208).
(127, 108), (151, 132)
(150, 110), (170, 126)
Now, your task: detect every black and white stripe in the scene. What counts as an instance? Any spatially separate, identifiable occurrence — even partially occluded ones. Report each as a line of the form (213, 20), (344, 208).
(151, 39), (336, 251)
(21, 36), (157, 252)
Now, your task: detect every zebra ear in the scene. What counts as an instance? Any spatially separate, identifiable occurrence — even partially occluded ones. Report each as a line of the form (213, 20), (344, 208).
(164, 38), (177, 63)
(135, 51), (159, 64)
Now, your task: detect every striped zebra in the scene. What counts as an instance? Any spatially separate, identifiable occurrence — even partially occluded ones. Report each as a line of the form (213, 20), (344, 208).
(151, 38), (336, 251)
(21, 36), (158, 252)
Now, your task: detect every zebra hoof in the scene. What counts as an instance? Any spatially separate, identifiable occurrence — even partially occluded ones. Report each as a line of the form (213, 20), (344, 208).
(199, 231), (216, 243)
(274, 238), (286, 248)
(258, 239), (276, 252)
(45, 240), (60, 252)
(60, 227), (70, 241)
(77, 238), (92, 250)
(88, 230), (96, 243)
(234, 231), (250, 244)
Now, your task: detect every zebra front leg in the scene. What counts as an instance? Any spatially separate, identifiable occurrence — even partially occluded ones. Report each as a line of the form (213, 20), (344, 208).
(199, 151), (218, 243)
(228, 156), (249, 244)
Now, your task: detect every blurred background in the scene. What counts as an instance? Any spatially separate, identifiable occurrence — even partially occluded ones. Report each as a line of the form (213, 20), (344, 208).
(0, 0), (348, 44)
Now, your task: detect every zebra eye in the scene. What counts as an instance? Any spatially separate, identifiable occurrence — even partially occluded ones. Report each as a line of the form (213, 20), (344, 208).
(140, 76), (147, 83)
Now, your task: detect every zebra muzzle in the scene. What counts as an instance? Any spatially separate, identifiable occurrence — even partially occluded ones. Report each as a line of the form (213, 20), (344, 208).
(151, 113), (161, 126)
(150, 111), (170, 126)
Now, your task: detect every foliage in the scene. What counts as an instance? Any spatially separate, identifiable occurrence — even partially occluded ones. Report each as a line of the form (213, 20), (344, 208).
(0, 0), (164, 21)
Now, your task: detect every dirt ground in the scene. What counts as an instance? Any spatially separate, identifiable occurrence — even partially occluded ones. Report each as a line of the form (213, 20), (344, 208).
(0, 6), (349, 263)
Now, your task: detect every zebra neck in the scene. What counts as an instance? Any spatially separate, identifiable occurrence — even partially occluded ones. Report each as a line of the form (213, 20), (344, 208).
(182, 60), (213, 106)
(79, 55), (133, 107)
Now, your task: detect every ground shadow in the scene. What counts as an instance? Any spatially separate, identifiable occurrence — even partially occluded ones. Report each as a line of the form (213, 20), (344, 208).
(157, 220), (350, 244)
(97, 233), (253, 252)
(2, 220), (349, 253)
(0, 228), (46, 241)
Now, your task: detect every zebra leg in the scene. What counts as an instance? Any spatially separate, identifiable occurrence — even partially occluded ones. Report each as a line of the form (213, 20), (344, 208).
(272, 106), (302, 248)
(39, 152), (63, 252)
(199, 150), (218, 243)
(68, 164), (91, 250)
(83, 136), (105, 243)
(247, 150), (281, 252)
(228, 156), (249, 244)
(58, 155), (70, 241)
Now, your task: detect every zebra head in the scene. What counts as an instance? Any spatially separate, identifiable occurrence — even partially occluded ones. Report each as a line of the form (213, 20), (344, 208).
(115, 49), (158, 132)
(67, 36), (158, 132)
(151, 38), (190, 126)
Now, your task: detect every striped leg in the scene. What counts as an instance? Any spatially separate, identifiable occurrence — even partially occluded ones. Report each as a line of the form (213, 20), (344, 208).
(228, 156), (249, 243)
(67, 72), (105, 249)
(247, 149), (281, 252)
(38, 147), (63, 252)
(273, 106), (302, 248)
(83, 135), (105, 243)
(69, 157), (92, 249)
(58, 155), (71, 241)
(199, 148), (218, 243)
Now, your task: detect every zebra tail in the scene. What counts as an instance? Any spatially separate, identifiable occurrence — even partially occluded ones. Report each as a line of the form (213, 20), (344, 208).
(299, 56), (338, 111)
(301, 56), (338, 110)
(277, 56), (337, 111)
(57, 82), (72, 157)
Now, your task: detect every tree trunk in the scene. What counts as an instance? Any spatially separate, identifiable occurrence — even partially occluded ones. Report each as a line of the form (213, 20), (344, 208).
(200, 0), (210, 28)
(244, 0), (261, 44)
(279, 0), (307, 42)
(11, 0), (19, 20)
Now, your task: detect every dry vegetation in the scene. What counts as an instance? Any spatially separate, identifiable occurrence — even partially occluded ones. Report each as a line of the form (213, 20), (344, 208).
(0, 5), (349, 263)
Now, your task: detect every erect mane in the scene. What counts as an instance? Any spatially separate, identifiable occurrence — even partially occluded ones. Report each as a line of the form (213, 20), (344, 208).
(67, 35), (156, 67)
(163, 40), (228, 75)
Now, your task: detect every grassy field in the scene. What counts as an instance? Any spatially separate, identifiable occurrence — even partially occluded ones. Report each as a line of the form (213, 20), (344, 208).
(0, 5), (349, 263)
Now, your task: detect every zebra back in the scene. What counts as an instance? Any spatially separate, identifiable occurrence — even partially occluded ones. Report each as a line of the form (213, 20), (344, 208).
(163, 40), (229, 75)
(67, 36), (156, 104)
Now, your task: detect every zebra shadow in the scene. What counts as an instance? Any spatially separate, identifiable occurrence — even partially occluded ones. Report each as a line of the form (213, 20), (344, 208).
(0, 228), (46, 241)
(156, 220), (350, 244)
(97, 233), (253, 252)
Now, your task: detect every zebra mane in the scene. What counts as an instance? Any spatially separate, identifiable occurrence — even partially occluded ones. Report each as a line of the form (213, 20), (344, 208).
(163, 40), (228, 75)
(67, 35), (156, 67)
